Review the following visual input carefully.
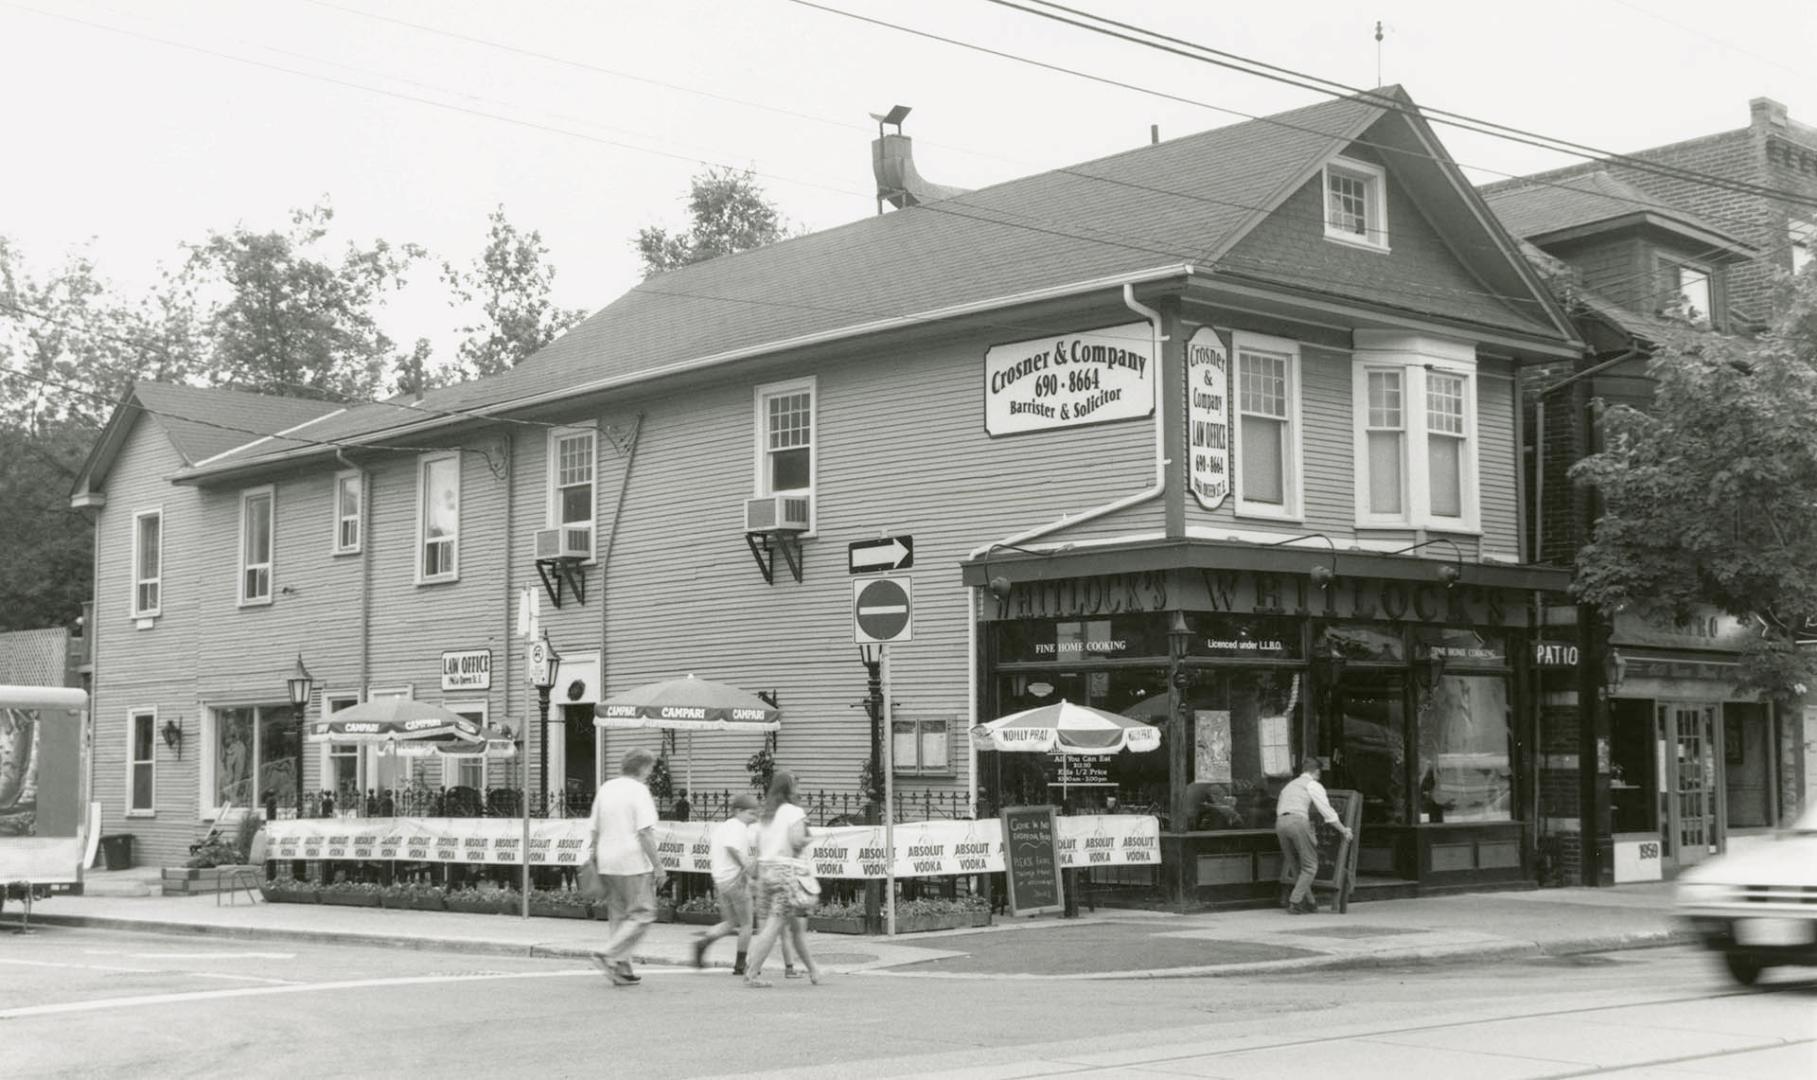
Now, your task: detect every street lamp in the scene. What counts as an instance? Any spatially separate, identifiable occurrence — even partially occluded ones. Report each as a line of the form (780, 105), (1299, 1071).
(858, 644), (883, 815)
(523, 630), (560, 919)
(285, 655), (314, 819)
(1166, 613), (1191, 834)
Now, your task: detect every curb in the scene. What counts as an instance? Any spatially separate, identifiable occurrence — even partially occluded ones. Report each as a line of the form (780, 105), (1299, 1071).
(5, 913), (1697, 981)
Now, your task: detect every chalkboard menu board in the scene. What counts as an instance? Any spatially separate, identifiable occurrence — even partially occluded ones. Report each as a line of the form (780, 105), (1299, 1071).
(1002, 805), (1064, 916)
(1311, 788), (1363, 913)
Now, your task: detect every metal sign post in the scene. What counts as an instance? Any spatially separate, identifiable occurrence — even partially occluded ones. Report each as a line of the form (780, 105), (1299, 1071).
(882, 642), (894, 937)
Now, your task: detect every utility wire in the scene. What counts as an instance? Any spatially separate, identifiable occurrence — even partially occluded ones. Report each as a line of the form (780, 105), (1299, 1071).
(1002, 0), (1817, 211)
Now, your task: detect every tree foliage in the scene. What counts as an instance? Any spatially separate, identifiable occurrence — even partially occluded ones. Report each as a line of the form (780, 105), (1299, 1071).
(1573, 267), (1817, 697)
(443, 206), (586, 380)
(634, 166), (790, 277)
(181, 203), (425, 401)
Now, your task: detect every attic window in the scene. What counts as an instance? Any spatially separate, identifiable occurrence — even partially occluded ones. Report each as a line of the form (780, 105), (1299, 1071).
(1669, 264), (1713, 328)
(1323, 157), (1389, 251)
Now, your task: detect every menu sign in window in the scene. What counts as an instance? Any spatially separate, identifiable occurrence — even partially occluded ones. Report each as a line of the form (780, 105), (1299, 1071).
(1001, 804), (1065, 916)
(1047, 754), (1115, 787)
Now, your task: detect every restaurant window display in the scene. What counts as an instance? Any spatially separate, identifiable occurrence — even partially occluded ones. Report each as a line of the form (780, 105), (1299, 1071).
(991, 667), (1170, 814)
(1180, 669), (1303, 830)
(211, 705), (299, 810)
(1417, 674), (1513, 823)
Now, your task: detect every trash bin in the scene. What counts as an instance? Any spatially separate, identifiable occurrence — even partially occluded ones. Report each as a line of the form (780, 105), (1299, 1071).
(100, 833), (134, 871)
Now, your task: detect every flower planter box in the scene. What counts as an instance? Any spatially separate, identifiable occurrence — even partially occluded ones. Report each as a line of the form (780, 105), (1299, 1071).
(380, 894), (447, 912)
(319, 891), (383, 907)
(260, 885), (318, 905)
(446, 897), (515, 915)
(896, 911), (991, 934)
(162, 865), (262, 897)
(673, 910), (720, 926)
(806, 915), (867, 935)
(528, 901), (592, 920)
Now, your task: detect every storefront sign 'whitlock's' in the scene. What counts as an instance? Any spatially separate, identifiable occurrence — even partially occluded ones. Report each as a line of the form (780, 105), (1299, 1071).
(1187, 327), (1230, 510)
(984, 322), (1154, 436)
(987, 568), (1529, 628)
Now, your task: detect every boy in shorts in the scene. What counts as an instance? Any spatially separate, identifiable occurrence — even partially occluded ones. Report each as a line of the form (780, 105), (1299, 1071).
(692, 794), (760, 974)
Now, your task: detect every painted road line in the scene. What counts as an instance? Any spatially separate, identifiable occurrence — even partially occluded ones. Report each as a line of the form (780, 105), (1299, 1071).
(0, 958), (159, 974)
(0, 966), (702, 1020)
(85, 950), (299, 961)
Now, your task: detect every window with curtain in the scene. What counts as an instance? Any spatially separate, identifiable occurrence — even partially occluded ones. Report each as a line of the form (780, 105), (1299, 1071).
(128, 710), (156, 812)
(133, 510), (162, 616)
(1364, 369), (1404, 516)
(1237, 348), (1290, 509)
(240, 489), (272, 604)
(333, 472), (362, 554)
(1426, 371), (1466, 519)
(420, 455), (459, 580)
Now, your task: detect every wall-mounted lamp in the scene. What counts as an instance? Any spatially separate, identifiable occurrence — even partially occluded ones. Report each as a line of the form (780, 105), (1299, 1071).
(161, 717), (183, 758)
(978, 541), (1067, 602)
(1416, 652), (1450, 690)
(1388, 537), (1466, 588)
(1263, 532), (1339, 590)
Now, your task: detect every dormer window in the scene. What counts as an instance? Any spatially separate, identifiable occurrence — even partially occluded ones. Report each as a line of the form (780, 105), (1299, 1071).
(1324, 157), (1389, 251)
(1669, 263), (1713, 328)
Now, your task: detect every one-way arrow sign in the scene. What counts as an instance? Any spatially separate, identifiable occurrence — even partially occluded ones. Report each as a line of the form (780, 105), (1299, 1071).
(848, 535), (914, 574)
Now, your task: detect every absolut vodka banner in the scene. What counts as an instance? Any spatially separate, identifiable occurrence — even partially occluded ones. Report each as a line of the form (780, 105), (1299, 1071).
(985, 322), (1155, 436)
(266, 815), (1160, 878)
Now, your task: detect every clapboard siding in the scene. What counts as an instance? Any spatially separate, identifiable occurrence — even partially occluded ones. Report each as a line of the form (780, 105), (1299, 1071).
(1477, 362), (1520, 561)
(88, 418), (206, 867)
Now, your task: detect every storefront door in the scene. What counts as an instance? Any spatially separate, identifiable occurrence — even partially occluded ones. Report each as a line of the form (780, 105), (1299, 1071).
(1659, 703), (1719, 868)
(562, 703), (596, 817)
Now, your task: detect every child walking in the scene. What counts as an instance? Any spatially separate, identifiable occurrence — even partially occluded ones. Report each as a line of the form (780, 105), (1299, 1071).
(692, 793), (759, 974)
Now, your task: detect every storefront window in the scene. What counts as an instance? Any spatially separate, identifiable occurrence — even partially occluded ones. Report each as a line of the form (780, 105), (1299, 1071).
(213, 705), (298, 809)
(1724, 703), (1772, 829)
(1418, 674), (1512, 822)
(989, 668), (1169, 814)
(1181, 669), (1303, 831)
(1609, 699), (1658, 833)
(1330, 672), (1408, 824)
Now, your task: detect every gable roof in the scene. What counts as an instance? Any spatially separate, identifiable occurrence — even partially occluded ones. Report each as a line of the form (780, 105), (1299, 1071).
(1482, 171), (1754, 257)
(70, 383), (344, 502)
(182, 86), (1576, 481)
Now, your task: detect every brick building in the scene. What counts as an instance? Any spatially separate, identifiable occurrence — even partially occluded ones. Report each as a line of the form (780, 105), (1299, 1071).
(1482, 100), (1816, 888)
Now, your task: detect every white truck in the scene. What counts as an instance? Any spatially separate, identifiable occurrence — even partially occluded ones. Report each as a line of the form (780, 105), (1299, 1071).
(0, 685), (91, 927)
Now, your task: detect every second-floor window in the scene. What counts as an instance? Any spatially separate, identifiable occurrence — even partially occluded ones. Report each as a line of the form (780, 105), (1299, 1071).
(132, 509), (162, 617)
(550, 428), (596, 557)
(1233, 335), (1301, 519)
(333, 471), (362, 555)
(1353, 334), (1479, 531)
(239, 487), (273, 605)
(757, 378), (814, 497)
(418, 454), (460, 582)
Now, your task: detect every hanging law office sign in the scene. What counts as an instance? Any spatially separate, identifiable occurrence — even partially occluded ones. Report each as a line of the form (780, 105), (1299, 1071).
(984, 322), (1154, 436)
(1187, 327), (1230, 509)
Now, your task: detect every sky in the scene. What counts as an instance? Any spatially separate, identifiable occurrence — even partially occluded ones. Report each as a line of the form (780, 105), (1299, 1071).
(2, 0), (1812, 369)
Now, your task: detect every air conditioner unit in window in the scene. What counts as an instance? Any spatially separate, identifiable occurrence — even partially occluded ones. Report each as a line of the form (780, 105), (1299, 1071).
(533, 526), (592, 561)
(744, 494), (811, 533)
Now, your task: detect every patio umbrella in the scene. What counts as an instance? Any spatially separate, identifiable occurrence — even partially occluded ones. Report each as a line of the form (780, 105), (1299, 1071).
(593, 674), (780, 793)
(306, 698), (484, 746)
(592, 675), (780, 732)
(970, 700), (1162, 755)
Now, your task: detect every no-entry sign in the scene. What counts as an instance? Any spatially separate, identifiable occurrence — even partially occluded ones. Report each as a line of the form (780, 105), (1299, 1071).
(854, 576), (912, 644)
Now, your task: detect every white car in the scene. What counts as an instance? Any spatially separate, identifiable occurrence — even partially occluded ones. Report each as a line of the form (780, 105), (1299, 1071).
(1676, 804), (1817, 985)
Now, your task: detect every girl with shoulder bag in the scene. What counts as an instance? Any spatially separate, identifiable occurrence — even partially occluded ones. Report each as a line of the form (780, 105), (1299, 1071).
(742, 771), (823, 988)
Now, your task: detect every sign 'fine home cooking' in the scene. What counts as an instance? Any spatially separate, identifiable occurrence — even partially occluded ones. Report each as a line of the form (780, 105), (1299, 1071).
(985, 322), (1155, 436)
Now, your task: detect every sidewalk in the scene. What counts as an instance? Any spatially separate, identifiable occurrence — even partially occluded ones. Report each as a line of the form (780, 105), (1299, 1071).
(5, 871), (1689, 980)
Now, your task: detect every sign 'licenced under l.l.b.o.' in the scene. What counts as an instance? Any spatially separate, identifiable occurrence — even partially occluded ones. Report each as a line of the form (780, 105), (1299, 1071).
(984, 322), (1155, 436)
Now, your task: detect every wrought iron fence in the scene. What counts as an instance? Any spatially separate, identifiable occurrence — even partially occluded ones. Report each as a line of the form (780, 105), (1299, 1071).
(285, 785), (974, 824)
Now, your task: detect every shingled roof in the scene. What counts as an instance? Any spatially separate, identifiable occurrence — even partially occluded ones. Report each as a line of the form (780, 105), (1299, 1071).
(182, 86), (1571, 480)
(1482, 170), (1751, 254)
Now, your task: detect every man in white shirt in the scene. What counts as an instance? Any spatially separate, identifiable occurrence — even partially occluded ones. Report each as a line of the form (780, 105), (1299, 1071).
(692, 793), (759, 973)
(1275, 756), (1351, 915)
(588, 747), (668, 986)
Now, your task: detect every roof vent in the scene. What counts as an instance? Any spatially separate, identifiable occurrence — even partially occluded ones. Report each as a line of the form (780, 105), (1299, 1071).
(871, 105), (967, 212)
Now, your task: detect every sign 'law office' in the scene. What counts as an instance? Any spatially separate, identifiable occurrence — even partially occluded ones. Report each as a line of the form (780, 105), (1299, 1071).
(984, 322), (1155, 436)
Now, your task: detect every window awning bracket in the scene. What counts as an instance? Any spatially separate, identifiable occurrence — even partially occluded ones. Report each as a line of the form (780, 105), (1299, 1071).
(745, 532), (803, 585)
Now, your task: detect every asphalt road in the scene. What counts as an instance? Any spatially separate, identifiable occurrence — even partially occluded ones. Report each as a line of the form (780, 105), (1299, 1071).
(2, 926), (1811, 1079)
